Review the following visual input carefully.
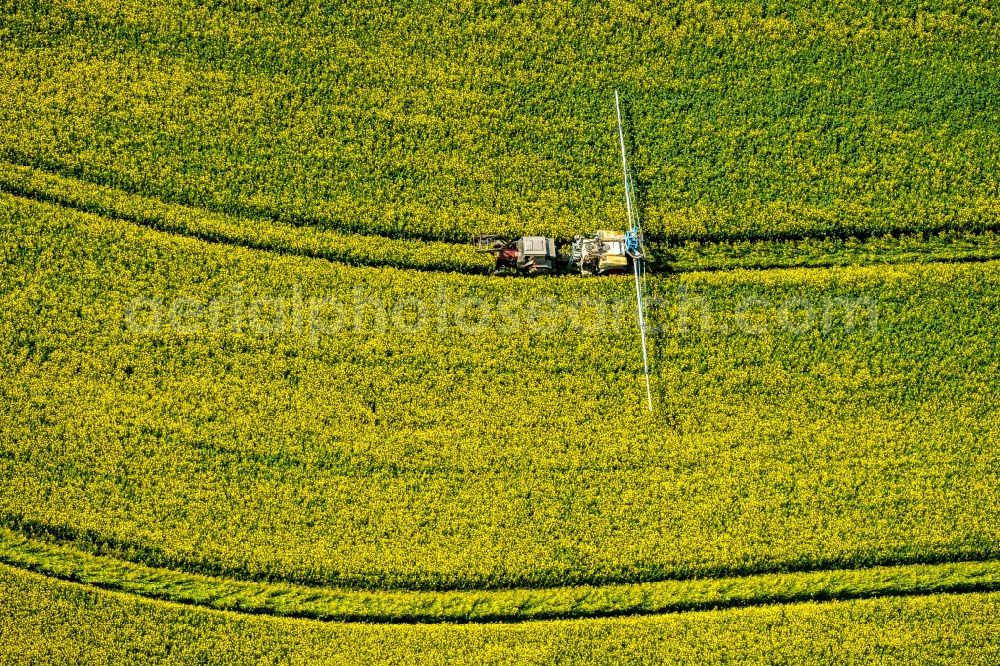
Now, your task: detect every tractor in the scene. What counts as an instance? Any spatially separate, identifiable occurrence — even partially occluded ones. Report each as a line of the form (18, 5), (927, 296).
(473, 235), (560, 276)
(470, 90), (653, 409)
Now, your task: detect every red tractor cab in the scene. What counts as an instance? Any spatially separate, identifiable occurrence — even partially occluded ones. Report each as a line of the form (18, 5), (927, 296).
(474, 235), (560, 276)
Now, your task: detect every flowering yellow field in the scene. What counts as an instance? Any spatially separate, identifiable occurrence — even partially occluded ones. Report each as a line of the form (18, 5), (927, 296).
(2, 192), (999, 595)
(1, 1), (998, 243)
(1, 0), (999, 661)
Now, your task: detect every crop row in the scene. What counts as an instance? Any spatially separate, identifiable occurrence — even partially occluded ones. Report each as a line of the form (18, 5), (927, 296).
(2, 563), (999, 663)
(0, 162), (491, 273)
(2, 193), (998, 591)
(659, 230), (1000, 273)
(1, 1), (997, 242)
(6, 160), (1000, 281)
(2, 525), (999, 624)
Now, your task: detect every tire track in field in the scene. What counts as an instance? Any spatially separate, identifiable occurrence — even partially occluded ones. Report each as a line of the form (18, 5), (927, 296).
(1, 527), (998, 625)
(4, 512), (999, 597)
(5, 166), (1000, 622)
(0, 153), (469, 245)
(0, 180), (492, 276)
(4, 158), (1000, 278)
(7, 179), (1000, 281)
(11, 155), (1000, 248)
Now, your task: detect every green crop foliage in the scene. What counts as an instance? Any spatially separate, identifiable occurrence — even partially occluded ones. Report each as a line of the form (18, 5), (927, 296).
(7, 160), (1000, 277)
(2, 526), (1000, 624)
(0, 1), (998, 242)
(1, 564), (999, 664)
(0, 162), (492, 273)
(2, 192), (999, 593)
(2, 0), (1000, 657)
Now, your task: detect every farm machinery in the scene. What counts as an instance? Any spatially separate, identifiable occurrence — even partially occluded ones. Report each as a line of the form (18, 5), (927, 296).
(472, 235), (560, 275)
(471, 91), (653, 410)
(568, 230), (631, 276)
(473, 231), (634, 277)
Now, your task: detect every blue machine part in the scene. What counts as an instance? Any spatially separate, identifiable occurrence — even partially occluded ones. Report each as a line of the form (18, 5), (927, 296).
(624, 227), (643, 258)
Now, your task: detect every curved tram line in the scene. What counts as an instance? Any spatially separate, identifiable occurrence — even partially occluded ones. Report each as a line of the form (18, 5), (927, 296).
(1, 526), (999, 625)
